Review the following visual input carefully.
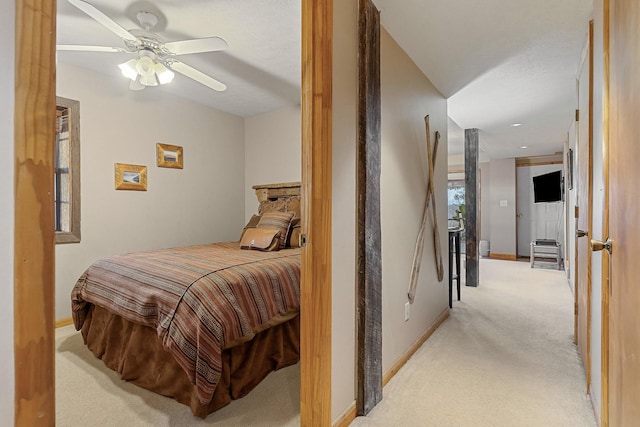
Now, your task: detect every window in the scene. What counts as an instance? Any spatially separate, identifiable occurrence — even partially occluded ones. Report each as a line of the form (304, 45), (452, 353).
(55, 96), (81, 243)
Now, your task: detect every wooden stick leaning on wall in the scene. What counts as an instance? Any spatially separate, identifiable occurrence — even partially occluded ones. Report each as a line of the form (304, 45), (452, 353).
(408, 116), (444, 303)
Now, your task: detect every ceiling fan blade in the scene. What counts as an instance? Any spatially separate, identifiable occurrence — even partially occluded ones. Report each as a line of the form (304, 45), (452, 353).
(67, 0), (138, 43)
(164, 37), (228, 56)
(168, 61), (227, 92)
(57, 44), (125, 53)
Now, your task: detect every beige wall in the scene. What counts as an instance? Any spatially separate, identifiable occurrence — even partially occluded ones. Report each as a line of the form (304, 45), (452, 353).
(244, 106), (301, 220)
(55, 63), (246, 320)
(332, 0), (358, 418)
(0, 0), (15, 418)
(489, 158), (517, 255)
(380, 27), (449, 372)
(331, 1), (448, 419)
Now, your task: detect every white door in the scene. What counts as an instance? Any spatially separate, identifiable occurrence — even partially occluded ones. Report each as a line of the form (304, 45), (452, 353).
(516, 164), (565, 257)
(516, 167), (532, 257)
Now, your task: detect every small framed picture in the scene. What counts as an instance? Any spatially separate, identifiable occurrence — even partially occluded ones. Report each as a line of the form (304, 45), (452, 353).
(114, 163), (147, 191)
(156, 143), (184, 169)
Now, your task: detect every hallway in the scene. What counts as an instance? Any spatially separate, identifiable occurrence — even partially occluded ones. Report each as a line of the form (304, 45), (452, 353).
(352, 259), (597, 426)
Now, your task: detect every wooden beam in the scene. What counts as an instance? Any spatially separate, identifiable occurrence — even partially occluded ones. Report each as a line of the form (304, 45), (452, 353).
(464, 129), (479, 287)
(300, 0), (333, 425)
(356, 0), (382, 416)
(515, 154), (564, 167)
(14, 0), (56, 424)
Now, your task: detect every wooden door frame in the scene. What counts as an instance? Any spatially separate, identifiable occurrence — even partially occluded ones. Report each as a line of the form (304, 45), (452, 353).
(574, 20), (594, 391)
(601, 0), (610, 424)
(15, 0), (334, 425)
(14, 0), (57, 424)
(301, 0), (333, 425)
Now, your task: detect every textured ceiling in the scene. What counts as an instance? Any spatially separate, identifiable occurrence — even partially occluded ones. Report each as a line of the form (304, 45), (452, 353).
(57, 0), (594, 159)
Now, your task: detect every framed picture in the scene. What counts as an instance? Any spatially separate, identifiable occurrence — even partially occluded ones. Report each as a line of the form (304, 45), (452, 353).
(156, 143), (184, 169)
(114, 163), (147, 191)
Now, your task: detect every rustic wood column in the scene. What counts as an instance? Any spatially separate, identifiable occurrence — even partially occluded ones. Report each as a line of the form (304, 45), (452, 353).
(464, 128), (479, 287)
(356, 0), (382, 415)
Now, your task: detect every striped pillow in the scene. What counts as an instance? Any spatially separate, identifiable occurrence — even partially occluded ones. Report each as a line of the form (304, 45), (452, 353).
(257, 211), (295, 249)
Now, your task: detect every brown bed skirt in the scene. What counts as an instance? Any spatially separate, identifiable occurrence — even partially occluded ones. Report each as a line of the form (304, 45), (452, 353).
(81, 304), (300, 418)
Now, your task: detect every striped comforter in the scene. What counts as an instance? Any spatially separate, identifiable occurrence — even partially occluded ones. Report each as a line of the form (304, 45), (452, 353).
(71, 242), (301, 404)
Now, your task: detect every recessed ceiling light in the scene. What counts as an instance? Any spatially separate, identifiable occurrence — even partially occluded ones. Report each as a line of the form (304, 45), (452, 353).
(512, 123), (522, 127)
(520, 145), (528, 149)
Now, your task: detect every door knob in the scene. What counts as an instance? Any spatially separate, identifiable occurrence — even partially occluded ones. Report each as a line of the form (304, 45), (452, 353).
(577, 229), (588, 238)
(591, 238), (613, 254)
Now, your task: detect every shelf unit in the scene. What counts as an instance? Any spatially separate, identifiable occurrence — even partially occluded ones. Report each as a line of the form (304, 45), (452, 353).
(530, 240), (562, 270)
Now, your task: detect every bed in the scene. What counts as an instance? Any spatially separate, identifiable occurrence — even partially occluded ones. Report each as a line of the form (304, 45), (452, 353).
(71, 182), (302, 418)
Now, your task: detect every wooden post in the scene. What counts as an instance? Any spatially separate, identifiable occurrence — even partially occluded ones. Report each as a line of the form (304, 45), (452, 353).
(301, 0), (333, 425)
(356, 0), (382, 415)
(14, 0), (57, 424)
(464, 129), (479, 287)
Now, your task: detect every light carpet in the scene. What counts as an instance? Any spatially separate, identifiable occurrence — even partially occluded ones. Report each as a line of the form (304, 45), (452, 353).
(352, 259), (597, 427)
(56, 259), (596, 426)
(55, 325), (300, 426)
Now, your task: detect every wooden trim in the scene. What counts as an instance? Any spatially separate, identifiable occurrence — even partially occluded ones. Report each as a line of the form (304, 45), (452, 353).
(382, 308), (450, 386)
(332, 401), (357, 427)
(515, 154), (564, 167)
(14, 0), (57, 424)
(601, 0), (610, 425)
(300, 0), (333, 425)
(489, 253), (518, 261)
(55, 318), (73, 329)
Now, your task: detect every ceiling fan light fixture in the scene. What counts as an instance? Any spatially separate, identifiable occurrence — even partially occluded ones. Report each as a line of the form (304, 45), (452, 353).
(154, 62), (175, 85)
(129, 79), (145, 91)
(139, 71), (158, 87)
(118, 59), (139, 80)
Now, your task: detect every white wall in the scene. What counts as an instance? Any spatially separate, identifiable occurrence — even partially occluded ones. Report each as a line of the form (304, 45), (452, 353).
(55, 63), (245, 320)
(380, 27), (449, 372)
(479, 162), (491, 241)
(566, 125), (577, 285)
(331, 2), (448, 419)
(0, 0), (15, 419)
(244, 106), (301, 220)
(489, 158), (517, 256)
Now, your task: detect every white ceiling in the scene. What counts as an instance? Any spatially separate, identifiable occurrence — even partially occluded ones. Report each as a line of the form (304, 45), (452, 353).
(374, 0), (593, 159)
(57, 0), (593, 159)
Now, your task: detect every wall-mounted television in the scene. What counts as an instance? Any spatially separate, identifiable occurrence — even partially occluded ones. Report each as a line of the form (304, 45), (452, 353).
(533, 170), (563, 203)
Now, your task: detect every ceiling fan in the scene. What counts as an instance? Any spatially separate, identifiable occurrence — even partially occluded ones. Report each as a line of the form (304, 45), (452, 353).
(57, 0), (228, 92)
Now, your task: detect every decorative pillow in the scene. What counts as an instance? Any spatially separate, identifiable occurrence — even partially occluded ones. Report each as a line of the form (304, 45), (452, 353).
(240, 214), (262, 241)
(257, 211), (295, 249)
(286, 218), (302, 248)
(240, 228), (281, 251)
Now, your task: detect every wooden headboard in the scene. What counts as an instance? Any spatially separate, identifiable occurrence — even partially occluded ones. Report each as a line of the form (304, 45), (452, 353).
(253, 182), (301, 218)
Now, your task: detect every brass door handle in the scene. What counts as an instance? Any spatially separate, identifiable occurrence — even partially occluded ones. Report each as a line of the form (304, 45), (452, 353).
(577, 229), (588, 238)
(591, 238), (613, 254)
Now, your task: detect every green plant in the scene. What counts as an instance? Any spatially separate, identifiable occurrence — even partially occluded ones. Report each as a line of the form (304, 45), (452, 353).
(455, 204), (465, 228)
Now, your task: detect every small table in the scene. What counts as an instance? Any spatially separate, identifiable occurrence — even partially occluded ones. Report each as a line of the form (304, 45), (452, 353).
(530, 240), (562, 270)
(448, 228), (463, 308)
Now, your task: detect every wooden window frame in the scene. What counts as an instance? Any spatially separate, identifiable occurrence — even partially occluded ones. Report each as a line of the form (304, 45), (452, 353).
(55, 96), (81, 244)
